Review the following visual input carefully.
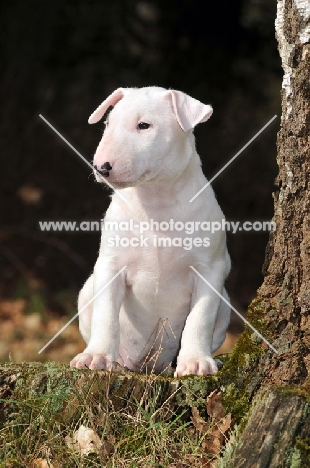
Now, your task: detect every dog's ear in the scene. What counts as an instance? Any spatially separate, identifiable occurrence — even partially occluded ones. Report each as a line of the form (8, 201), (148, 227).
(88, 88), (127, 124)
(168, 90), (213, 132)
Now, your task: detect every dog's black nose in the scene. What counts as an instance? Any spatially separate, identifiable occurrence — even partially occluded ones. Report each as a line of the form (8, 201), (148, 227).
(94, 162), (112, 177)
(101, 162), (112, 171)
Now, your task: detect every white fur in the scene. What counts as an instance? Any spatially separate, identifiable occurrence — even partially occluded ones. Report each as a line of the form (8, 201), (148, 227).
(70, 87), (231, 376)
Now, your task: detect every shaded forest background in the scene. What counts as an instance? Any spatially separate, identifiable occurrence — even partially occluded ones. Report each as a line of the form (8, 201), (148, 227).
(0, 0), (281, 363)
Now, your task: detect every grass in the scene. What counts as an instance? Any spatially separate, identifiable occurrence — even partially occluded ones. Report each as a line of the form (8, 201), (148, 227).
(0, 363), (231, 467)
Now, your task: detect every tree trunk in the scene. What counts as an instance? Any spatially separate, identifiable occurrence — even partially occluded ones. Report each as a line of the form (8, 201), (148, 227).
(254, 0), (310, 387)
(228, 387), (310, 467)
(223, 1), (310, 465)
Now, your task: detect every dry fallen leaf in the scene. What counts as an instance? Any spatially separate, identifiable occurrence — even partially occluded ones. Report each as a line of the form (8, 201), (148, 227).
(206, 390), (226, 421)
(95, 410), (108, 427)
(217, 413), (233, 434)
(199, 455), (217, 467)
(191, 406), (209, 434)
(202, 428), (222, 456)
(100, 440), (114, 457)
(31, 459), (54, 468)
(202, 414), (233, 457)
(190, 391), (234, 462)
(65, 425), (102, 456)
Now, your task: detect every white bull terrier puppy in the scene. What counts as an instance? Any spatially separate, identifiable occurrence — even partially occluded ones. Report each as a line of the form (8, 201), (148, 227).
(70, 86), (231, 377)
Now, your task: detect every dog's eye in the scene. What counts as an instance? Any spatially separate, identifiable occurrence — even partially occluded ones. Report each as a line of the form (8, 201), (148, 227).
(138, 122), (150, 130)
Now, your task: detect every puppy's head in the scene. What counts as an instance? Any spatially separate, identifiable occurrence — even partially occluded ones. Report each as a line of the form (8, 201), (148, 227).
(90, 87), (213, 189)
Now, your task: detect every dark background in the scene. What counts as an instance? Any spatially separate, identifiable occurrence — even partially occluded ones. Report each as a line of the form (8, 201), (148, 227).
(0, 0), (281, 357)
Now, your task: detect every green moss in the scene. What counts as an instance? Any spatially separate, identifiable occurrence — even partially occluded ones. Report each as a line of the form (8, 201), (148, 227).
(174, 375), (214, 408)
(214, 297), (277, 425)
(286, 440), (310, 468)
(294, 439), (310, 464)
(278, 386), (310, 402)
(289, 447), (302, 468)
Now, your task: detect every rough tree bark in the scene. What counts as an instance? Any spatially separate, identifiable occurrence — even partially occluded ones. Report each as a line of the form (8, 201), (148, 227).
(257, 0), (310, 386)
(226, 0), (310, 466)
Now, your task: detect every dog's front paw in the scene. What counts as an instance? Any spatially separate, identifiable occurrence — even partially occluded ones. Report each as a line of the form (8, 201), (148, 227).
(70, 352), (115, 371)
(174, 356), (218, 377)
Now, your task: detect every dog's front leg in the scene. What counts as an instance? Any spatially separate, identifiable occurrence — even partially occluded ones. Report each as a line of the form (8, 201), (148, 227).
(70, 258), (126, 370)
(175, 264), (226, 377)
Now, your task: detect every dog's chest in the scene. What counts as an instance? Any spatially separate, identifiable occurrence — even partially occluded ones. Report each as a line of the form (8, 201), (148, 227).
(125, 242), (193, 285)
(124, 241), (193, 306)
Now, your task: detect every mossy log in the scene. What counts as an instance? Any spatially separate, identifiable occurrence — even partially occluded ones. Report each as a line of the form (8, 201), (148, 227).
(0, 362), (218, 418)
(0, 361), (228, 466)
(0, 363), (220, 444)
(1, 362), (310, 467)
